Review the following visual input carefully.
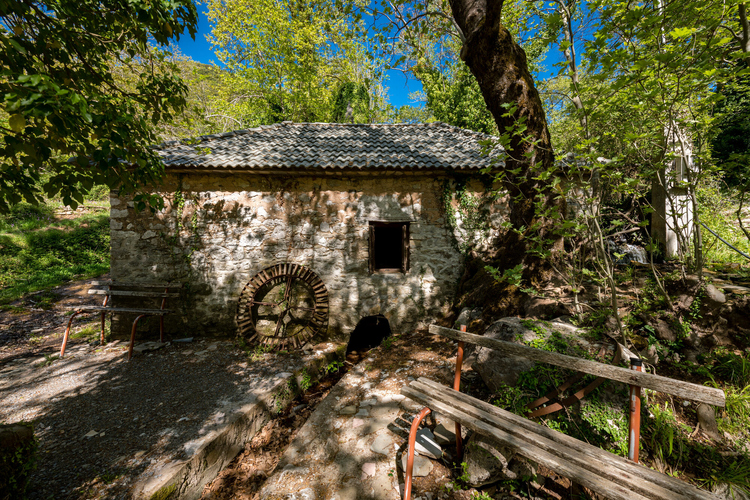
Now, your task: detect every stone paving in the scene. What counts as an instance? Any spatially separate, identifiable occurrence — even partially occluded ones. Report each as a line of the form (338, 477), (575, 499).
(258, 336), (459, 500)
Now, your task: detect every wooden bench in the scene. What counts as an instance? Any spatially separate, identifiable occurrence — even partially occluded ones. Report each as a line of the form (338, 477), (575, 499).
(60, 281), (181, 361)
(400, 324), (726, 500)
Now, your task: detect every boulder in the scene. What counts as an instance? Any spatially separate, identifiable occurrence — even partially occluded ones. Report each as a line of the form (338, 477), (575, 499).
(473, 317), (599, 393)
(524, 297), (566, 319)
(654, 318), (676, 343)
(0, 423), (36, 499)
(463, 434), (516, 487)
(696, 404), (721, 441)
(704, 284), (727, 306)
(473, 318), (539, 391)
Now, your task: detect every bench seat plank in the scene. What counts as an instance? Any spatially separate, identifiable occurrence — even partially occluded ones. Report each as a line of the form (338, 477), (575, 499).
(87, 290), (180, 298)
(65, 306), (171, 315)
(403, 384), (651, 500)
(89, 281), (183, 289)
(429, 325), (725, 407)
(404, 378), (717, 500)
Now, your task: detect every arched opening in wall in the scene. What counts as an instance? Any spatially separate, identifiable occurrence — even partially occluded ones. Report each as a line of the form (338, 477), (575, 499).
(346, 314), (392, 356)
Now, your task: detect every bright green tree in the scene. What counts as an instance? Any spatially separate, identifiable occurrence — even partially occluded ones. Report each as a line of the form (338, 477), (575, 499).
(0, 0), (198, 210)
(207, 0), (383, 125)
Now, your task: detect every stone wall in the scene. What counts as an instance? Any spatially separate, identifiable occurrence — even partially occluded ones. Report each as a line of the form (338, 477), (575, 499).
(109, 171), (506, 341)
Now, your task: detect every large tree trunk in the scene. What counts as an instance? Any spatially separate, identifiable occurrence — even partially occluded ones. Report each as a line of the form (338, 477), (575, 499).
(449, 0), (564, 285)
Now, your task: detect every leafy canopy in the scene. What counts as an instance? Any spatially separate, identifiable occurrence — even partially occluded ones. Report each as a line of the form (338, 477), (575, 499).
(207, 0), (384, 125)
(0, 0), (198, 211)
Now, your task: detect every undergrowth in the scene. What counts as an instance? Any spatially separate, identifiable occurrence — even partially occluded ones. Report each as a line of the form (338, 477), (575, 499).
(0, 202), (110, 304)
(483, 318), (750, 495)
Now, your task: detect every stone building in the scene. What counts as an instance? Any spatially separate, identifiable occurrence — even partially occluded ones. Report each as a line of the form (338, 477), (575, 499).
(109, 122), (505, 343)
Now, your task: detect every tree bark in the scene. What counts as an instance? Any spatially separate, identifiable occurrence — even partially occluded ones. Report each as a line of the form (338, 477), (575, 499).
(449, 0), (564, 282)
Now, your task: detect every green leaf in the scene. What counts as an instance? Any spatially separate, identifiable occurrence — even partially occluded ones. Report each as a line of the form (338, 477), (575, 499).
(669, 27), (694, 38)
(9, 114), (26, 133)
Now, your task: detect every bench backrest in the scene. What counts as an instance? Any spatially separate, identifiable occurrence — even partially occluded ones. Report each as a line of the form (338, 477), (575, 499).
(429, 324), (725, 408)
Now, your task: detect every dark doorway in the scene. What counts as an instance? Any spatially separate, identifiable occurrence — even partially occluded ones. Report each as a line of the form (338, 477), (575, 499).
(346, 314), (392, 354)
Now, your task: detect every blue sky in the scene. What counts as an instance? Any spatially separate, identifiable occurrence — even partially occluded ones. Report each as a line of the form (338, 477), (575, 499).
(176, 5), (423, 108)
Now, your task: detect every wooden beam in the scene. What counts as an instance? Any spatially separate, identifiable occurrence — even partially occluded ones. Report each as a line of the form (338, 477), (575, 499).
(65, 306), (171, 315)
(88, 290), (180, 298)
(428, 324), (725, 407)
(89, 281), (183, 288)
(407, 378), (718, 500)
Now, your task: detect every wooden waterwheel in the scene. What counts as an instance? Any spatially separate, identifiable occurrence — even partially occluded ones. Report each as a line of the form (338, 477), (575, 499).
(236, 263), (329, 349)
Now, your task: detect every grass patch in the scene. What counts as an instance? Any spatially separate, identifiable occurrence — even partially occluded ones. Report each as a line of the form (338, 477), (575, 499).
(70, 323), (101, 341)
(0, 206), (109, 304)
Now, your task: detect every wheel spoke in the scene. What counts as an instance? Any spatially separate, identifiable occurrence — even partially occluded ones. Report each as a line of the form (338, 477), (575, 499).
(250, 300), (279, 307)
(284, 274), (293, 301)
(274, 312), (286, 337)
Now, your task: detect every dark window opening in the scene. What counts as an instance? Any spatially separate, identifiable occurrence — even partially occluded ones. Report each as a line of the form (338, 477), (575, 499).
(369, 221), (409, 273)
(346, 314), (392, 354)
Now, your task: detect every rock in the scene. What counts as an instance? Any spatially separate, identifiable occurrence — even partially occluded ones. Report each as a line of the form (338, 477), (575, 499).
(399, 452), (433, 477)
(712, 483), (750, 500)
(456, 307), (482, 326)
(132, 342), (167, 353)
(339, 406), (357, 415)
(509, 457), (542, 489)
(355, 408), (370, 417)
(83, 430), (98, 438)
(0, 423), (35, 499)
(524, 297), (565, 319)
(653, 318), (676, 343)
(677, 294), (694, 310)
(361, 462), (377, 478)
(370, 433), (394, 456)
(415, 428), (442, 460)
(704, 284), (726, 305)
(473, 318), (539, 391)
(463, 434), (516, 487)
(697, 403), (721, 441)
(643, 344), (659, 366)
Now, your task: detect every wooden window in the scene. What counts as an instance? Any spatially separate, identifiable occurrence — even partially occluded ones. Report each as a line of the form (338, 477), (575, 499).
(369, 221), (410, 273)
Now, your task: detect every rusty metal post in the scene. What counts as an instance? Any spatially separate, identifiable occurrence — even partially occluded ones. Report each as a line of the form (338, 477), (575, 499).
(60, 311), (82, 357)
(128, 314), (147, 361)
(628, 357), (643, 463)
(453, 324), (466, 460)
(100, 294), (109, 344)
(404, 406), (431, 500)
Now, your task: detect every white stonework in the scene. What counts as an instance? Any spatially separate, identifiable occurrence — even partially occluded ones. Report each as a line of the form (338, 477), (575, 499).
(109, 172), (506, 340)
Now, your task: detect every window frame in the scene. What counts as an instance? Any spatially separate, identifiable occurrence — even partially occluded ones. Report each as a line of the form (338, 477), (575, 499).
(368, 221), (410, 274)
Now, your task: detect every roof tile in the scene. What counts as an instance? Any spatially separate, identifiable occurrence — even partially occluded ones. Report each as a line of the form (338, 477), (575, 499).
(155, 122), (504, 171)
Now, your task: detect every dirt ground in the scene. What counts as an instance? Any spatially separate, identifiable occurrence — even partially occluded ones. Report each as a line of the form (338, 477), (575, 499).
(0, 277), (339, 500)
(3, 269), (748, 499)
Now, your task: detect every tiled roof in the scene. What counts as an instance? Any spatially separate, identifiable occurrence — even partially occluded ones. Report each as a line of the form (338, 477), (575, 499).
(154, 122), (503, 171)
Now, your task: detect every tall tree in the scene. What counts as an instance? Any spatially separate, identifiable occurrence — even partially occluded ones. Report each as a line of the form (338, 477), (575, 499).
(447, 0), (565, 278)
(0, 0), (198, 210)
